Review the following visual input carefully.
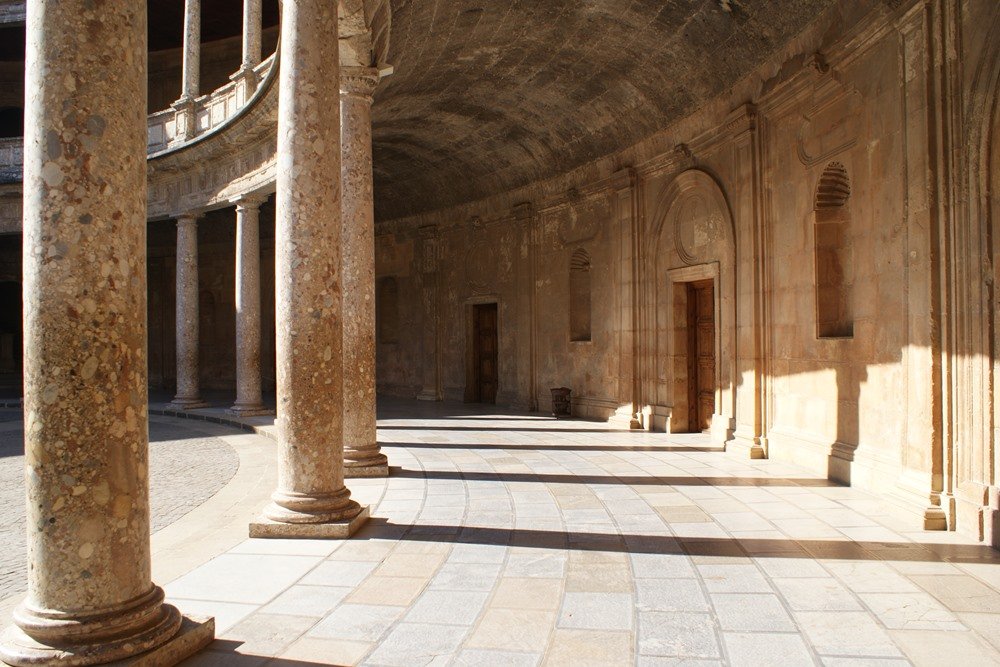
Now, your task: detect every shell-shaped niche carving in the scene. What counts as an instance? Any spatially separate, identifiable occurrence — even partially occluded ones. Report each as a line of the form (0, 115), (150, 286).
(674, 192), (726, 263)
(658, 170), (732, 266)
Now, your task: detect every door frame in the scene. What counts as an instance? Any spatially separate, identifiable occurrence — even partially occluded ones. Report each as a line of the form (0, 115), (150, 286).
(464, 295), (502, 403)
(667, 263), (723, 435)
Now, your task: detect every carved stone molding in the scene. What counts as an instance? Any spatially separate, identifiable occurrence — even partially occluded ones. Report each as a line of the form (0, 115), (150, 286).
(340, 66), (381, 100)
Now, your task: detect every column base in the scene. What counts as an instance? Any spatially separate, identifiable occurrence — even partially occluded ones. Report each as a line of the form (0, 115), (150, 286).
(345, 462), (390, 478)
(226, 404), (274, 417)
(416, 389), (440, 401)
(167, 398), (209, 411)
(250, 505), (370, 539)
(345, 450), (388, 478)
(0, 608), (213, 667)
(726, 432), (767, 459)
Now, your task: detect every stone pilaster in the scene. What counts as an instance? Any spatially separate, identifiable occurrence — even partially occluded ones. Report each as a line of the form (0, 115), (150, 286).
(169, 214), (208, 410)
(250, 0), (368, 538)
(172, 0), (201, 140)
(229, 196), (271, 417)
(341, 67), (387, 478)
(416, 224), (442, 402)
(0, 2), (212, 664)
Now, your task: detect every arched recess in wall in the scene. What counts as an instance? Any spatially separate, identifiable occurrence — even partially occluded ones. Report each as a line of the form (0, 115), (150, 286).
(644, 169), (736, 443)
(813, 162), (853, 339)
(377, 276), (399, 344)
(570, 247), (592, 342)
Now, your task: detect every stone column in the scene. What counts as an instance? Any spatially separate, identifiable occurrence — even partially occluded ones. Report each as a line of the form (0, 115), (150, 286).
(232, 0), (262, 106)
(229, 196), (271, 417)
(250, 0), (368, 538)
(172, 0), (201, 140)
(241, 0), (262, 71)
(341, 67), (387, 478)
(169, 214), (208, 410)
(0, 1), (211, 664)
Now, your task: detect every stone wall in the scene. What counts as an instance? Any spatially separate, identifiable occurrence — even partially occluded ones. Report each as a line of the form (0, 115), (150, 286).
(374, 0), (1000, 541)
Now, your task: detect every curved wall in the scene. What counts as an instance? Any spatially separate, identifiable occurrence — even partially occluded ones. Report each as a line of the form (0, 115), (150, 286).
(371, 0), (1000, 542)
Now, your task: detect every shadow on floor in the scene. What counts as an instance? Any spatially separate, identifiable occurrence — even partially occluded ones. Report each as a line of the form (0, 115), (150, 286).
(387, 466), (838, 488)
(354, 518), (1000, 564)
(384, 441), (725, 453)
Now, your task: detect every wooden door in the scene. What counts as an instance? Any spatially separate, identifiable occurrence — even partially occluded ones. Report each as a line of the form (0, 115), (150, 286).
(473, 303), (498, 404)
(686, 280), (716, 431)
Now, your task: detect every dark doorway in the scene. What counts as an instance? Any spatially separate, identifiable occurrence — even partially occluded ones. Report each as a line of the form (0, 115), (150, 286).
(471, 303), (498, 404)
(686, 279), (715, 432)
(0, 281), (20, 386)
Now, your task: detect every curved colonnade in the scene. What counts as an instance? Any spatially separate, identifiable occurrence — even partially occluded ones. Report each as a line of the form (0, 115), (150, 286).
(0, 0), (392, 664)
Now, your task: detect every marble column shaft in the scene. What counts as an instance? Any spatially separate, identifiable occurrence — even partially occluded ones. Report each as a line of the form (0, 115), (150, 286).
(181, 0), (201, 102)
(170, 214), (207, 409)
(241, 0), (263, 71)
(0, 1), (183, 664)
(341, 68), (387, 478)
(253, 0), (366, 535)
(230, 197), (269, 416)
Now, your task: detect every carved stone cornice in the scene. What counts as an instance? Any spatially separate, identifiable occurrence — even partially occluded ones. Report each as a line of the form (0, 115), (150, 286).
(512, 202), (533, 221)
(726, 102), (759, 137)
(611, 167), (636, 193)
(340, 67), (381, 101)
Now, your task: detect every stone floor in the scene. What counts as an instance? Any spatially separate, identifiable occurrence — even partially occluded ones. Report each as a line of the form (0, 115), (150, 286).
(0, 414), (239, 600)
(5, 398), (1000, 666)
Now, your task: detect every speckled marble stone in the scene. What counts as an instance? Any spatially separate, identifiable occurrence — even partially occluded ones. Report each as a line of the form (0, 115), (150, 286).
(168, 214), (208, 411)
(229, 196), (271, 417)
(252, 0), (367, 537)
(0, 2), (211, 664)
(341, 67), (388, 479)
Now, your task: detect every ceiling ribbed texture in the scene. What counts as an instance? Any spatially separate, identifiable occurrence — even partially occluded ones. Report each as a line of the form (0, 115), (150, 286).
(371, 0), (839, 221)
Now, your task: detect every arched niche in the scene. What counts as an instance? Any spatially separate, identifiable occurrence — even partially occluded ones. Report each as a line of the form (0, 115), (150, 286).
(644, 169), (736, 445)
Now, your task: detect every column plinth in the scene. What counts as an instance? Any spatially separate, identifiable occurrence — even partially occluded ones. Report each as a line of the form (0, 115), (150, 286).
(229, 195), (272, 418)
(0, 1), (212, 664)
(250, 0), (367, 539)
(169, 214), (208, 411)
(341, 67), (388, 478)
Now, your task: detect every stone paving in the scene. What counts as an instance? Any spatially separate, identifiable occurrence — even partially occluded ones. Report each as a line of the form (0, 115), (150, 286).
(0, 414), (239, 601)
(161, 398), (1000, 666)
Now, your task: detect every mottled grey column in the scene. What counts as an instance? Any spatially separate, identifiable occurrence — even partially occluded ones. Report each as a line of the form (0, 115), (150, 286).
(232, 0), (262, 105)
(169, 214), (208, 410)
(171, 0), (201, 141)
(341, 68), (387, 478)
(229, 196), (270, 417)
(250, 0), (368, 538)
(180, 0), (201, 102)
(241, 0), (262, 71)
(0, 1), (186, 663)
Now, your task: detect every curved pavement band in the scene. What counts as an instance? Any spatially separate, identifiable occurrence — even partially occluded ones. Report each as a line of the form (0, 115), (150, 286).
(162, 398), (1000, 666)
(0, 415), (239, 601)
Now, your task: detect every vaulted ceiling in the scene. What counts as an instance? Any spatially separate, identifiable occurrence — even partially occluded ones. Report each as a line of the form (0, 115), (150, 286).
(371, 0), (841, 221)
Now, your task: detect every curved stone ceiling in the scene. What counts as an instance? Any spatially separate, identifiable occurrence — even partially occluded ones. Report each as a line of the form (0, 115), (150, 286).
(372, 0), (839, 221)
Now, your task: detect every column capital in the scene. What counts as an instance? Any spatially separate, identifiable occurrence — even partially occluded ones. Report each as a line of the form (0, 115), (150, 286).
(175, 211), (203, 225)
(232, 193), (268, 211)
(340, 66), (380, 100)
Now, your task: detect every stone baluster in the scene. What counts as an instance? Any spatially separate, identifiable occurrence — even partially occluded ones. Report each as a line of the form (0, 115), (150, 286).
(250, 0), (369, 538)
(229, 195), (271, 416)
(341, 67), (388, 478)
(0, 1), (212, 663)
(169, 213), (208, 410)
